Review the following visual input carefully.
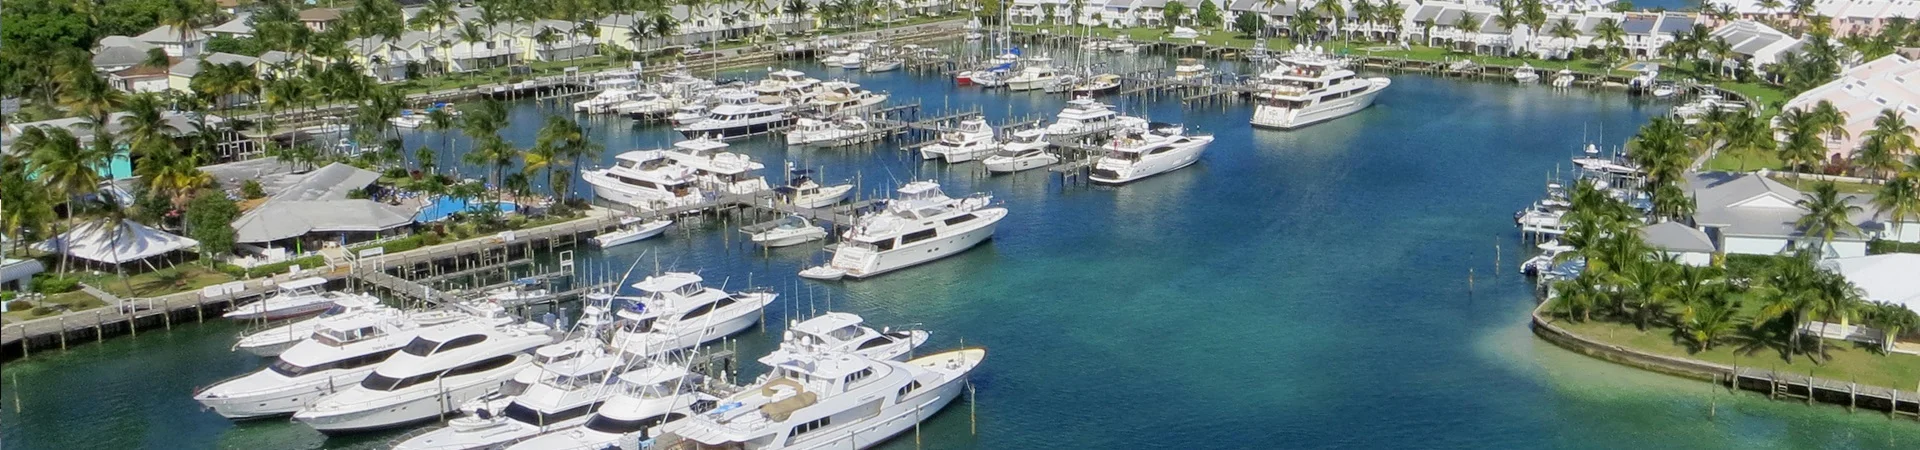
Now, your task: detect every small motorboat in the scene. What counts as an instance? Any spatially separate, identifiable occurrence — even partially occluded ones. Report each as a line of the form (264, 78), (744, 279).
(864, 58), (903, 73)
(224, 277), (349, 321)
(741, 215), (829, 248)
(480, 279), (554, 307)
(1071, 74), (1121, 96)
(231, 294), (382, 357)
(1513, 63), (1540, 84)
(777, 168), (855, 208)
(591, 216), (672, 247)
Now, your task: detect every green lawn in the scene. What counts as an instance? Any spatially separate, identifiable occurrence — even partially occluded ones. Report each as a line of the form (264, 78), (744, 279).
(75, 265), (239, 299)
(1556, 318), (1920, 390)
(1705, 150), (1786, 172)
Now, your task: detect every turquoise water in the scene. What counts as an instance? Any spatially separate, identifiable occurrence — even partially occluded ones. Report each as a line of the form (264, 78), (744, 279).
(6, 58), (1918, 449)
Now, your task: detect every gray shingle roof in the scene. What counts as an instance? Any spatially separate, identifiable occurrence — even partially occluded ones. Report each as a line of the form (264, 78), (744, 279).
(230, 163), (415, 243)
(1640, 222), (1717, 253)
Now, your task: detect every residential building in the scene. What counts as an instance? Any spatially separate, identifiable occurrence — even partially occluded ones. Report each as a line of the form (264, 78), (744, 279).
(1708, 20), (1804, 68)
(300, 8), (344, 32)
(1685, 172), (1910, 259)
(1779, 54), (1920, 161)
(1637, 221), (1716, 266)
(134, 25), (209, 58)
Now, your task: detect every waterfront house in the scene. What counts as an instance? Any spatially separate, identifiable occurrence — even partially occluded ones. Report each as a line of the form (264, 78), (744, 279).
(1707, 20), (1804, 69)
(1778, 54), (1920, 162)
(1636, 221), (1716, 267)
(92, 36), (163, 73)
(1711, 0), (1920, 37)
(1686, 173), (1878, 259)
(229, 163), (416, 264)
(170, 53), (261, 104)
(0, 258), (46, 292)
(300, 8), (344, 32)
(134, 25), (209, 58)
(1813, 253), (1920, 354)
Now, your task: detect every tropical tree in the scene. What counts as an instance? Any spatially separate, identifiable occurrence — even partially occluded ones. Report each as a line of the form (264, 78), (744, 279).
(1806, 271), (1865, 361)
(23, 127), (110, 275)
(1871, 172), (1920, 238)
(1593, 18), (1626, 66)
(1314, 0), (1345, 41)
(1860, 301), (1920, 354)
(1726, 113), (1778, 172)
(1196, 0), (1223, 29)
(1857, 109), (1916, 180)
(1793, 181), (1865, 252)
(1776, 107), (1828, 172)
(1755, 251), (1823, 361)
(1162, 1), (1189, 29)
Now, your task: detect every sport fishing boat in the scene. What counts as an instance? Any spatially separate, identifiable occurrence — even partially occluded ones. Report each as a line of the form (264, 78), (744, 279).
(919, 117), (997, 163)
(575, 87), (641, 113)
(774, 168), (853, 208)
(1088, 123), (1215, 184)
(675, 90), (796, 140)
(667, 102), (711, 126)
(582, 149), (705, 210)
(1514, 63), (1540, 83)
(233, 294), (385, 357)
(480, 279), (553, 308)
(225, 277), (356, 321)
(195, 307), (487, 419)
(742, 214), (829, 248)
(606, 272), (777, 359)
(838, 52), (864, 70)
(806, 81), (888, 116)
(501, 361), (715, 450)
(775, 312), (928, 362)
(591, 216), (673, 248)
(291, 310), (554, 434)
(615, 91), (684, 119)
(1006, 56), (1059, 91)
(1552, 69), (1576, 88)
(655, 348), (985, 450)
(798, 181), (1007, 280)
(1172, 58), (1209, 81)
(662, 136), (771, 196)
(983, 129), (1059, 174)
(388, 339), (629, 450)
(1250, 46), (1391, 129)
(1045, 97), (1147, 137)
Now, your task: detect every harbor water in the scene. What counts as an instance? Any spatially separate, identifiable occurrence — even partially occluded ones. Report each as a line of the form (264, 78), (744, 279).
(5, 57), (1918, 449)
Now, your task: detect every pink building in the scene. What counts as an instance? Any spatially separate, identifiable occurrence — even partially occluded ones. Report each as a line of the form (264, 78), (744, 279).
(1779, 54), (1920, 161)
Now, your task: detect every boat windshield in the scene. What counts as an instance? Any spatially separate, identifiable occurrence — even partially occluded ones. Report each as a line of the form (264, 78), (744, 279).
(585, 412), (684, 434)
(621, 317), (658, 333)
(544, 368), (616, 390)
(312, 326), (382, 346)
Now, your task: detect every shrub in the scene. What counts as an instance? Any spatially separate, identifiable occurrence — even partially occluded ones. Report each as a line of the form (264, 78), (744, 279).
(30, 306), (58, 316)
(421, 232), (444, 246)
(239, 256), (328, 278)
(5, 299), (30, 312)
(1, 290), (15, 302)
(32, 275), (80, 294)
(241, 180), (267, 199)
(1867, 239), (1920, 255)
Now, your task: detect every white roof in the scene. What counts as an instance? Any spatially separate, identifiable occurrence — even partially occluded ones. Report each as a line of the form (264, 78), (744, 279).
(896, 180), (944, 196)
(617, 363), (691, 385)
(791, 312), (864, 337)
(1821, 253), (1920, 313)
(1780, 54), (1920, 159)
(632, 272), (703, 293)
(279, 277), (329, 290)
(230, 163), (415, 243)
(35, 219), (199, 264)
(613, 150), (666, 163)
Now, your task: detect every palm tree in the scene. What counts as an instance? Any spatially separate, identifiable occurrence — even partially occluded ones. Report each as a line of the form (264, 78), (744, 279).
(1314, 0), (1345, 42)
(1860, 301), (1919, 354)
(1858, 109), (1916, 180)
(1806, 271), (1865, 361)
(1594, 18), (1626, 66)
(1293, 9), (1322, 41)
(159, 0), (214, 50)
(1871, 172), (1920, 239)
(1776, 108), (1828, 172)
(1378, 1), (1407, 42)
(1755, 251), (1822, 361)
(24, 127), (111, 276)
(456, 22), (490, 75)
(1162, 1), (1189, 29)
(526, 116), (592, 202)
(426, 108), (458, 174)
(1551, 274), (1604, 322)
(1794, 181), (1865, 253)
(1727, 113), (1778, 172)
(119, 93), (182, 159)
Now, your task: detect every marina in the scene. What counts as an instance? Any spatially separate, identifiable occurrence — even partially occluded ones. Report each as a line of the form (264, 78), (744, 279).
(6, 18), (1920, 450)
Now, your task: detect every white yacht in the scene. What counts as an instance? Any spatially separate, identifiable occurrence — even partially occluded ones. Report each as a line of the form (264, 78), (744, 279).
(194, 308), (482, 419)
(919, 117), (997, 163)
(389, 110), (429, 128)
(1108, 37), (1139, 53)
(615, 91), (685, 119)
(1172, 58), (1209, 81)
(820, 50), (851, 67)
(1006, 56), (1059, 91)
(582, 149), (705, 210)
(742, 215), (829, 248)
(389, 340), (629, 450)
(806, 81), (888, 117)
(774, 168), (854, 208)
(863, 57), (903, 73)
(1514, 63), (1540, 83)
(1250, 46), (1391, 129)
(839, 52), (864, 70)
(668, 103), (711, 126)
(575, 87), (640, 113)
(233, 294), (384, 357)
(983, 129), (1059, 174)
(291, 312), (555, 433)
(657, 348), (985, 450)
(225, 277), (355, 321)
(481, 279), (554, 308)
(776, 312), (929, 362)
(785, 116), (882, 148)
(675, 90), (796, 140)
(663, 136), (771, 196)
(1045, 97), (1147, 137)
(502, 363), (715, 450)
(592, 216), (674, 248)
(751, 69), (823, 99)
(1552, 69), (1576, 88)
(799, 182), (1007, 280)
(1071, 73), (1121, 96)
(1089, 123), (1215, 184)
(607, 272), (777, 359)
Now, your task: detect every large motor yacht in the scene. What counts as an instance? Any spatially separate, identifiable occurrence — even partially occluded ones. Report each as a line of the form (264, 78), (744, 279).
(983, 129), (1059, 174)
(751, 69), (822, 98)
(291, 311), (555, 434)
(1249, 46), (1391, 129)
(785, 116), (881, 148)
(1006, 56), (1059, 92)
(776, 312), (928, 362)
(799, 181), (1007, 280)
(1089, 123), (1215, 184)
(656, 348), (985, 450)
(1044, 97), (1148, 137)
(806, 81), (888, 116)
(502, 362), (716, 450)
(918, 117), (997, 163)
(224, 277), (358, 321)
(662, 136), (771, 196)
(233, 293), (384, 357)
(581, 149), (706, 210)
(676, 90), (796, 140)
(389, 339), (630, 450)
(607, 272), (777, 359)
(194, 307), (486, 419)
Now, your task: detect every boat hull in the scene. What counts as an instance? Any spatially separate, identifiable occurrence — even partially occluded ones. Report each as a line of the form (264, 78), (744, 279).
(611, 297), (768, 358)
(984, 155), (1059, 173)
(1250, 79), (1389, 130)
(676, 118), (794, 141)
(753, 228), (828, 248)
(1007, 77), (1052, 91)
(591, 221), (671, 247)
(224, 301), (336, 322)
(1089, 138), (1211, 185)
(293, 361), (531, 434)
(195, 369), (372, 420)
(839, 208), (1006, 279)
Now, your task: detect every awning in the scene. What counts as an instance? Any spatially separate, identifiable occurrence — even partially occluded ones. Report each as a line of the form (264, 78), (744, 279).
(35, 219), (199, 264)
